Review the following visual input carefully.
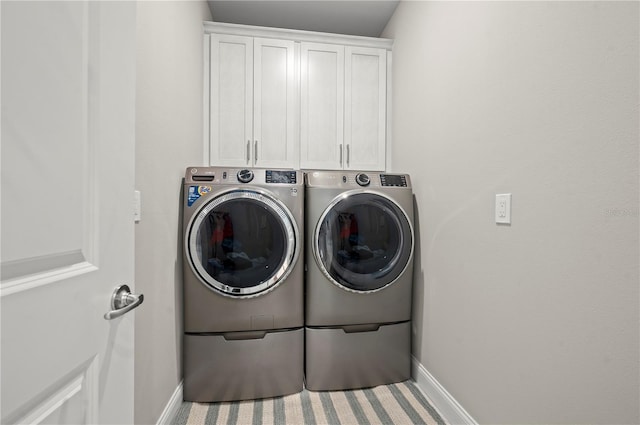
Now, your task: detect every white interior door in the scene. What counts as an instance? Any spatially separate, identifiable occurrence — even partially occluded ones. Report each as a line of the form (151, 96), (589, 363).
(1, 2), (137, 424)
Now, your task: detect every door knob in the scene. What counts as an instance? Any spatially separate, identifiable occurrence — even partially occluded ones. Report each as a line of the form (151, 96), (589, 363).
(104, 284), (144, 320)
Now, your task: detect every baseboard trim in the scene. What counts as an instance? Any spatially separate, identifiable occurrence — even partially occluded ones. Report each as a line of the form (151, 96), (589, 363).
(411, 357), (478, 425)
(156, 381), (183, 425)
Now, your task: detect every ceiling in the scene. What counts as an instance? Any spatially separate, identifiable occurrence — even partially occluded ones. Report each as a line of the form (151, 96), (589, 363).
(207, 1), (400, 38)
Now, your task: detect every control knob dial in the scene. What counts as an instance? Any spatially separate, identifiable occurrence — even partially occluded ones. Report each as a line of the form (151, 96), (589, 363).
(237, 169), (254, 183)
(355, 173), (371, 187)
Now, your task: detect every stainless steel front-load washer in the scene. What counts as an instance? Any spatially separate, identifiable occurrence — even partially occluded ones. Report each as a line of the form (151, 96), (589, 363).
(182, 167), (304, 402)
(305, 170), (414, 391)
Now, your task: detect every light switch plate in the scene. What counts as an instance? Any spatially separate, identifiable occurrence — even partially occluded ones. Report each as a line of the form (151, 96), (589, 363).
(495, 193), (511, 224)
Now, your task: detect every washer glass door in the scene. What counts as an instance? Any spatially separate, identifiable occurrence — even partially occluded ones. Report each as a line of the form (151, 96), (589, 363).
(187, 189), (298, 296)
(315, 192), (413, 292)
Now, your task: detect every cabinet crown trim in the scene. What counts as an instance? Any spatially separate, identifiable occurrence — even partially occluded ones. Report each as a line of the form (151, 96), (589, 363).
(203, 21), (393, 50)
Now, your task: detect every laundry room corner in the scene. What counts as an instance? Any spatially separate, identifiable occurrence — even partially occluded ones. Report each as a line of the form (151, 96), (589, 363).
(134, 2), (212, 425)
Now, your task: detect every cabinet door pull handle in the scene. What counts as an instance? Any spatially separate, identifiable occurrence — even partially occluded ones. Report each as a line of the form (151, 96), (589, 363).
(339, 144), (343, 166)
(246, 140), (250, 164)
(346, 144), (350, 167)
(254, 140), (258, 163)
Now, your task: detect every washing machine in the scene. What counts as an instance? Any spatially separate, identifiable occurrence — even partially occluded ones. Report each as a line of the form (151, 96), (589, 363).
(182, 167), (304, 402)
(305, 170), (414, 391)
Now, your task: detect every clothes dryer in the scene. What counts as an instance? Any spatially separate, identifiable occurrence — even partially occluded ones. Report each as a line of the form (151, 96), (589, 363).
(305, 170), (414, 391)
(182, 167), (304, 402)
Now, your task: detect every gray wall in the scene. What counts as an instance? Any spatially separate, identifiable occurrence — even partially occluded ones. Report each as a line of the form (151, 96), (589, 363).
(135, 2), (211, 424)
(382, 2), (639, 424)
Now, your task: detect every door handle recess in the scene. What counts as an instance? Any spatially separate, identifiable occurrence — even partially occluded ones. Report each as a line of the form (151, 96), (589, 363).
(342, 324), (380, 333)
(254, 140), (258, 163)
(104, 284), (144, 320)
(246, 140), (250, 164)
(223, 331), (267, 341)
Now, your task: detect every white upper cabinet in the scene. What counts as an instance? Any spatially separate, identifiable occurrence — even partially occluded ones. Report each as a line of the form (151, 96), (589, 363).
(204, 23), (391, 171)
(344, 46), (387, 171)
(300, 42), (345, 170)
(209, 34), (298, 168)
(300, 43), (387, 171)
(209, 34), (253, 166)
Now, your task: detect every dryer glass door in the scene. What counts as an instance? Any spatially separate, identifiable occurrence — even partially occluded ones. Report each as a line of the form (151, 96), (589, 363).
(315, 192), (413, 292)
(187, 189), (298, 296)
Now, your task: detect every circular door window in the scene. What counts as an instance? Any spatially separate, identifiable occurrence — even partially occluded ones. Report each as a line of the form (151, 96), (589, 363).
(187, 189), (298, 297)
(314, 192), (413, 292)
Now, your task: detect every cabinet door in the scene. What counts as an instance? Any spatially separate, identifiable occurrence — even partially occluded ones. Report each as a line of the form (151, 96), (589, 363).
(210, 34), (253, 166)
(253, 38), (299, 168)
(344, 46), (387, 171)
(300, 42), (344, 170)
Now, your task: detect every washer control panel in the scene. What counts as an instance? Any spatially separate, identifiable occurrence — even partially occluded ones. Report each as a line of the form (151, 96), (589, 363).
(185, 167), (302, 187)
(265, 170), (297, 184)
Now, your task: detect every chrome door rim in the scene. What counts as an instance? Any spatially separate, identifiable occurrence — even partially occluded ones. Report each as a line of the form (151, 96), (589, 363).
(313, 189), (414, 294)
(187, 188), (299, 297)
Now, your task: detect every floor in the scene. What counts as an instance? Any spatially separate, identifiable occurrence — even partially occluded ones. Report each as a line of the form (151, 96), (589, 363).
(173, 380), (446, 425)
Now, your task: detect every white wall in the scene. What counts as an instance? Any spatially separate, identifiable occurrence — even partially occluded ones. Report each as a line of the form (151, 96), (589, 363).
(383, 2), (639, 424)
(135, 2), (211, 424)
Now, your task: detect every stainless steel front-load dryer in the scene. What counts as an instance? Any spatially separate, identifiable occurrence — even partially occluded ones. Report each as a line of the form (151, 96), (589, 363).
(305, 170), (414, 391)
(182, 167), (304, 402)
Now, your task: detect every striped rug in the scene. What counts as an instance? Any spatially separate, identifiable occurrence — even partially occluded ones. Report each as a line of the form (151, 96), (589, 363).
(173, 380), (445, 425)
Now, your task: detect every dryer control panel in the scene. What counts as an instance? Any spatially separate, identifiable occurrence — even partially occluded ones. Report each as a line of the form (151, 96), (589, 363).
(305, 171), (412, 189)
(380, 174), (408, 187)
